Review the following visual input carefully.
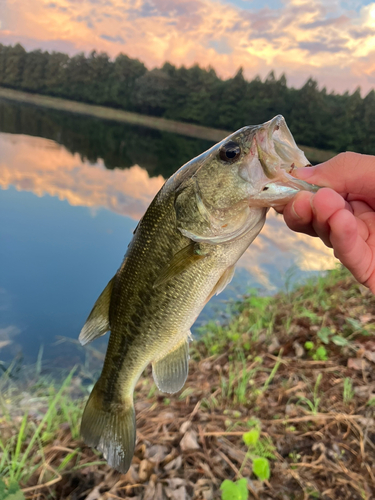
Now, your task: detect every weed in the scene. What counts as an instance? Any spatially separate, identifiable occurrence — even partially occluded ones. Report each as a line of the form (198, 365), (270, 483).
(304, 341), (329, 361)
(220, 478), (248, 500)
(343, 378), (355, 404)
(219, 421), (276, 497)
(312, 346), (328, 361)
(0, 478), (25, 500)
(0, 368), (77, 483)
(295, 374), (322, 415)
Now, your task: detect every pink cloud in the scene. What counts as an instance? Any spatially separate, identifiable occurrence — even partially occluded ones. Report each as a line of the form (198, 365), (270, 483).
(1, 0), (375, 93)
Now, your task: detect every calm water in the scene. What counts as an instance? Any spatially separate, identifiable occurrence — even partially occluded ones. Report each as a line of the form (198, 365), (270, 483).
(0, 100), (337, 369)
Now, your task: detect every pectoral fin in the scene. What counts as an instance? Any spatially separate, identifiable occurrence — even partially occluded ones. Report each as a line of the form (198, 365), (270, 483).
(152, 336), (190, 394)
(153, 242), (207, 288)
(206, 265), (235, 303)
(79, 277), (114, 346)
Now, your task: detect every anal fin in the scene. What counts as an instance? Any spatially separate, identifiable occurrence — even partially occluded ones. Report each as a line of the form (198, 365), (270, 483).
(152, 335), (190, 394)
(79, 277), (114, 346)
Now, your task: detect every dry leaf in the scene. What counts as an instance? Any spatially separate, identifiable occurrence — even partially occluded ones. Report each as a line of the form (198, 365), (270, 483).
(164, 486), (187, 500)
(85, 484), (104, 500)
(146, 444), (169, 463)
(359, 314), (372, 324)
(122, 464), (140, 484)
(293, 341), (304, 358)
(180, 430), (200, 451)
(143, 476), (156, 500)
(165, 478), (186, 488)
(268, 337), (280, 353)
(164, 455), (182, 471)
(180, 421), (191, 434)
(348, 358), (368, 370)
(194, 479), (213, 500)
(138, 459), (154, 482)
(364, 351), (375, 363)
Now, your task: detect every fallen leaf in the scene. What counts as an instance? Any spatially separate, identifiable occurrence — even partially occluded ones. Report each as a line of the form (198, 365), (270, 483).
(164, 455), (182, 471)
(122, 464), (140, 484)
(180, 421), (191, 434)
(138, 459), (154, 482)
(180, 430), (200, 451)
(359, 314), (372, 324)
(165, 478), (186, 488)
(164, 486), (187, 500)
(146, 445), (169, 463)
(348, 358), (369, 370)
(293, 341), (304, 358)
(194, 479), (213, 500)
(364, 351), (375, 363)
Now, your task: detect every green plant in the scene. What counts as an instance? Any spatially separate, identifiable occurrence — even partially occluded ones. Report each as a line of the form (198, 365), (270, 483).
(312, 346), (328, 361)
(220, 478), (248, 500)
(0, 368), (76, 483)
(343, 378), (355, 404)
(295, 374), (322, 415)
(304, 341), (314, 351)
(241, 421), (275, 480)
(219, 424), (275, 497)
(0, 479), (25, 500)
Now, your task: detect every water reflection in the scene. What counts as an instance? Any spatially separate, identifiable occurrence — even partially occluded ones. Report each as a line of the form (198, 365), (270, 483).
(0, 99), (213, 177)
(0, 102), (337, 366)
(0, 133), (164, 220)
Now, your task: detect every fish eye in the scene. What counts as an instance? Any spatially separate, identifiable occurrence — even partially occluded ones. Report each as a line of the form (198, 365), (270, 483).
(219, 141), (241, 163)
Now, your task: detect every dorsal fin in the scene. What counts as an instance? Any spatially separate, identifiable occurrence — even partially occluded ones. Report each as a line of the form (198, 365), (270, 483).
(79, 277), (114, 346)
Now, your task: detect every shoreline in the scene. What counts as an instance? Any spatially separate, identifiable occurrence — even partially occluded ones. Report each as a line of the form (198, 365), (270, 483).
(1, 267), (375, 499)
(0, 86), (336, 164)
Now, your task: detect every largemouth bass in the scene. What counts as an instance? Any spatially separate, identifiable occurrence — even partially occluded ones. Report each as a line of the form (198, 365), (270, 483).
(79, 115), (318, 473)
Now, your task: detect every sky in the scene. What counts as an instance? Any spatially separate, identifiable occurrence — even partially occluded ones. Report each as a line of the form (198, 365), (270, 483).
(2, 0), (375, 93)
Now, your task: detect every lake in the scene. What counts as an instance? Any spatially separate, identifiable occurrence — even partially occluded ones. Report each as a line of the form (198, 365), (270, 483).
(0, 99), (337, 371)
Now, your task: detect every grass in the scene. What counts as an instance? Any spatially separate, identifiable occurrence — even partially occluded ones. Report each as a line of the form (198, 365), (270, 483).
(1, 265), (375, 499)
(0, 86), (336, 164)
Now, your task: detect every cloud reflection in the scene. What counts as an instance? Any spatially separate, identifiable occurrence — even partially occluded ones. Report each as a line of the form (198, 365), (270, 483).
(0, 133), (337, 284)
(0, 133), (165, 220)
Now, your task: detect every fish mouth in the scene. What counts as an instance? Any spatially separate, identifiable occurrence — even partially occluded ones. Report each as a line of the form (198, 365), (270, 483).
(254, 114), (311, 178)
(243, 115), (320, 208)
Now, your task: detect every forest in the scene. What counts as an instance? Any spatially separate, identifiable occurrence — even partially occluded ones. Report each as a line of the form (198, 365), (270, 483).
(1, 42), (375, 154)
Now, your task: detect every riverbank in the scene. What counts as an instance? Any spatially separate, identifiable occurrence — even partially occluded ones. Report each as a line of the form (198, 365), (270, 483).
(0, 86), (335, 165)
(1, 266), (374, 499)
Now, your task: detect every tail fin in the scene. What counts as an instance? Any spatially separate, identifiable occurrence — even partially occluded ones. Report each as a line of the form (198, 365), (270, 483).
(80, 380), (136, 473)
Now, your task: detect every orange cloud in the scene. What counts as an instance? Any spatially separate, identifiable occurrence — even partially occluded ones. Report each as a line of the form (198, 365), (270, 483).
(2, 0), (375, 93)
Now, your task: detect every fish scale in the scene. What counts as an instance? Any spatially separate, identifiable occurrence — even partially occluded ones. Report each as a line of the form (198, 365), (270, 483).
(78, 115), (319, 473)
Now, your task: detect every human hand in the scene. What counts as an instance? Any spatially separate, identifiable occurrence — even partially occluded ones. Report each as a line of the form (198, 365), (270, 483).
(280, 152), (375, 293)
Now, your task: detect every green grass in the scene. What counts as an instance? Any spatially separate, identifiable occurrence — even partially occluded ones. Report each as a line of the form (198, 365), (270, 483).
(0, 366), (106, 488)
(1, 265), (374, 499)
(0, 368), (77, 483)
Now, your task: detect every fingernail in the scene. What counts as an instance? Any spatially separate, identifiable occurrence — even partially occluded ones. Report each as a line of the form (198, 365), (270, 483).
(291, 200), (302, 220)
(294, 167), (315, 179)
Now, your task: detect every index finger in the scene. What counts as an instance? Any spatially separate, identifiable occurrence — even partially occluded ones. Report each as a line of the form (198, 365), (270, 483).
(294, 152), (375, 197)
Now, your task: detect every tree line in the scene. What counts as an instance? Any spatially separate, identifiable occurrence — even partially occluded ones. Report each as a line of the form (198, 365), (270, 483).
(1, 43), (374, 154)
